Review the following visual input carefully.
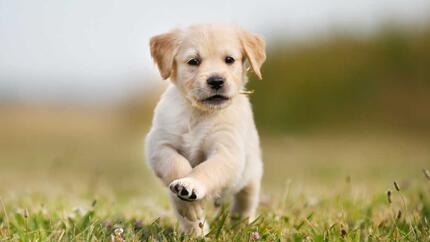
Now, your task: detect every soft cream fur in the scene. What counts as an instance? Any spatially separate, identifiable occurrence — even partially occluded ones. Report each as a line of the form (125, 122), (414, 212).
(145, 23), (266, 235)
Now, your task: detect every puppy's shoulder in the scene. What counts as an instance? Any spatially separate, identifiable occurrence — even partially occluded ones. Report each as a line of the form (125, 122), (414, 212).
(152, 85), (190, 129)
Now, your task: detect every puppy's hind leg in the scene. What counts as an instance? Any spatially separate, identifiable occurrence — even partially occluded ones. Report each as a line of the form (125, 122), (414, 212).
(230, 179), (261, 223)
(170, 195), (209, 236)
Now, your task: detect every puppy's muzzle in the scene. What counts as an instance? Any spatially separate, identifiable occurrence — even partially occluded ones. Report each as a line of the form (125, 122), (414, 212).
(206, 76), (225, 91)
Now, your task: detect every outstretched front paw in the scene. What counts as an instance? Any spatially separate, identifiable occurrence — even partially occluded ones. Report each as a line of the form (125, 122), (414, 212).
(169, 177), (206, 202)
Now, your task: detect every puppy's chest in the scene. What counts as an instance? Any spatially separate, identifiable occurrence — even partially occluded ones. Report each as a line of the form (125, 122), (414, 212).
(178, 120), (212, 167)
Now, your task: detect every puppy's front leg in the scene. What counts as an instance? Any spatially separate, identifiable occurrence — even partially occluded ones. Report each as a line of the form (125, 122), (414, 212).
(170, 195), (209, 236)
(146, 143), (192, 186)
(170, 132), (245, 201)
(146, 140), (208, 234)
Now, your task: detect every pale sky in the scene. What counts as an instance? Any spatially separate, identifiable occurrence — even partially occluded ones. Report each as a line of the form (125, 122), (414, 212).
(0, 0), (429, 103)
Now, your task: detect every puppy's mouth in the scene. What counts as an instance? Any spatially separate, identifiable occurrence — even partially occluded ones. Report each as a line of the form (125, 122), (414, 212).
(201, 94), (230, 105)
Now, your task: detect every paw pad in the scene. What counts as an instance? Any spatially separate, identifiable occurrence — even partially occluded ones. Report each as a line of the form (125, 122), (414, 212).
(169, 178), (206, 202)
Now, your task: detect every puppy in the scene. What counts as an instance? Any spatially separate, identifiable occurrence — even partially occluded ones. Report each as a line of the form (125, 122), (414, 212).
(145, 23), (266, 235)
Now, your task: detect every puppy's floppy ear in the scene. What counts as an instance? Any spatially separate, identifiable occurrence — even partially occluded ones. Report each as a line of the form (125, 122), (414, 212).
(239, 30), (266, 80)
(150, 30), (181, 80)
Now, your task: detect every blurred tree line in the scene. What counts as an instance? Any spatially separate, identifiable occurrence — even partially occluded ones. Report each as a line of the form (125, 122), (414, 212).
(249, 26), (430, 134)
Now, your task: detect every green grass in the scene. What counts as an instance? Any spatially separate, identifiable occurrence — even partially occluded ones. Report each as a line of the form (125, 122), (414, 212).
(1, 111), (429, 241)
(1, 178), (429, 241)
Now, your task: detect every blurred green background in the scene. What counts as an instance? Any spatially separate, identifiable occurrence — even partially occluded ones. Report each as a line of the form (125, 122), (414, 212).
(0, 1), (430, 203)
(251, 26), (430, 134)
(1, 25), (429, 200)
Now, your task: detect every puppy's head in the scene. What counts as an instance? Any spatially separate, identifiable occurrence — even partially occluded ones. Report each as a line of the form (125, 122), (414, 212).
(150, 24), (266, 111)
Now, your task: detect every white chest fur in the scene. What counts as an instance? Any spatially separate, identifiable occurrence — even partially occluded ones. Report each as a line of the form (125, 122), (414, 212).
(179, 114), (213, 167)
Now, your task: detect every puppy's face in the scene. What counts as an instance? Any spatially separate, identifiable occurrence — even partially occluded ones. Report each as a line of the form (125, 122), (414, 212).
(150, 24), (266, 111)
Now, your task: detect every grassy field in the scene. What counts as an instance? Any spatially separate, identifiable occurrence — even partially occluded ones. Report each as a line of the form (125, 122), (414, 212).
(1, 106), (430, 241)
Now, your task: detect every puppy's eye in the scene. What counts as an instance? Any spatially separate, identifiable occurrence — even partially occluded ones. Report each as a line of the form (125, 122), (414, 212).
(225, 56), (235, 64)
(187, 58), (200, 66)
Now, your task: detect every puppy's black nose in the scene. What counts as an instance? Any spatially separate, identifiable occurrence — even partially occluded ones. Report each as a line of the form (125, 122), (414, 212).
(207, 76), (225, 90)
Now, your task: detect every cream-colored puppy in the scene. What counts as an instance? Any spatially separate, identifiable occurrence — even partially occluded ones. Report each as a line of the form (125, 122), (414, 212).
(145, 23), (265, 235)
